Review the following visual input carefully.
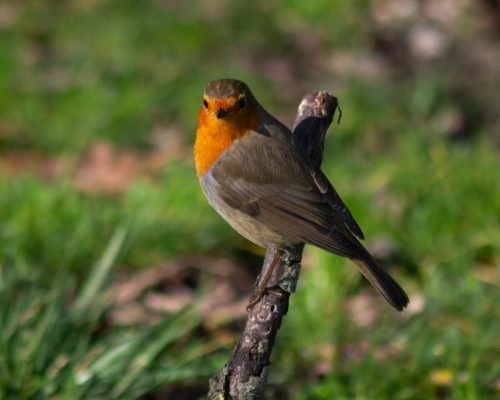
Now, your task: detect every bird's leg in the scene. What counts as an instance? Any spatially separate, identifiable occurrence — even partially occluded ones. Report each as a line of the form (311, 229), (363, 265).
(247, 249), (283, 310)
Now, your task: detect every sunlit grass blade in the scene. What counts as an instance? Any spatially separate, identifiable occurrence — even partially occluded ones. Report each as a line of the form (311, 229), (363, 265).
(95, 307), (200, 398)
(72, 223), (129, 319)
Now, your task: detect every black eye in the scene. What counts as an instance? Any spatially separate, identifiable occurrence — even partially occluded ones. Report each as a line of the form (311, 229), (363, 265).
(238, 97), (246, 108)
(203, 99), (208, 109)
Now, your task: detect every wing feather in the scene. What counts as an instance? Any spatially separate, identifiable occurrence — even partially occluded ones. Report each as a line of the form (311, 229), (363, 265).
(211, 128), (364, 245)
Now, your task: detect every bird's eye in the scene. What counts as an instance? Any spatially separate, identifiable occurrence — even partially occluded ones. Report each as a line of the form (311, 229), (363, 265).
(203, 99), (208, 109)
(238, 97), (246, 108)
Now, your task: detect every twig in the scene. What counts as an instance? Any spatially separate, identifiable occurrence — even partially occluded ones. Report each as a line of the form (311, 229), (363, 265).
(207, 91), (339, 400)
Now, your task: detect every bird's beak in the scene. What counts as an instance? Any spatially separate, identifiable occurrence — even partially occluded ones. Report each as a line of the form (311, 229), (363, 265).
(215, 108), (229, 119)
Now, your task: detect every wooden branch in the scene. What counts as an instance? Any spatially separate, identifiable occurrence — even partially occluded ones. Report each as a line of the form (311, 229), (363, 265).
(207, 91), (339, 400)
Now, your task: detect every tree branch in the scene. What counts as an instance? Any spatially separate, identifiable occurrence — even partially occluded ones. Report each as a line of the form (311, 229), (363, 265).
(208, 91), (339, 400)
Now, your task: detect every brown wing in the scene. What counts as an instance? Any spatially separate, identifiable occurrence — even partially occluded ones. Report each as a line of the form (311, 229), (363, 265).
(216, 176), (363, 258)
(214, 125), (365, 240)
(210, 128), (365, 258)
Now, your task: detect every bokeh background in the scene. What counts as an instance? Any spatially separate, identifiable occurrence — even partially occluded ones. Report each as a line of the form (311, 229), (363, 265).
(1, 1), (499, 399)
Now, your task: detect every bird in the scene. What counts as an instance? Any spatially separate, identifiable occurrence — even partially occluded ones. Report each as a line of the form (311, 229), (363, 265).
(194, 79), (409, 311)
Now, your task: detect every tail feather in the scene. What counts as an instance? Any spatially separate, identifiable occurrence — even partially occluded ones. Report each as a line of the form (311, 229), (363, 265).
(352, 255), (409, 311)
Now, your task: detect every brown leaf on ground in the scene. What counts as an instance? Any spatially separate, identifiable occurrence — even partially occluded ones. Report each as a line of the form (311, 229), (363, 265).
(109, 262), (185, 305)
(310, 343), (335, 378)
(144, 289), (193, 313)
(0, 151), (65, 179)
(72, 127), (191, 194)
(107, 256), (255, 327)
(473, 264), (499, 286)
(198, 281), (249, 329)
(0, 3), (20, 29)
(109, 302), (156, 326)
(73, 141), (140, 195)
(346, 291), (382, 328)
(145, 125), (189, 170)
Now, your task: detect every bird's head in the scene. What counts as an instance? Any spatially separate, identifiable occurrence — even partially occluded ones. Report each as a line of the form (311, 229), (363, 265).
(194, 79), (263, 177)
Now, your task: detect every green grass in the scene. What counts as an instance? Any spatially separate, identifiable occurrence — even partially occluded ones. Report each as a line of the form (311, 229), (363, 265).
(0, 1), (498, 399)
(0, 227), (216, 399)
(0, 162), (232, 276)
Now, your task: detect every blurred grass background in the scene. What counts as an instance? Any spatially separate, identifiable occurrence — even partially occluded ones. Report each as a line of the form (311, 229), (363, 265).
(0, 1), (499, 399)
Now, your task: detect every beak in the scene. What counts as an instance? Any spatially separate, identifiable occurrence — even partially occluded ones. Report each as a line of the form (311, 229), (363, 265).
(215, 108), (229, 119)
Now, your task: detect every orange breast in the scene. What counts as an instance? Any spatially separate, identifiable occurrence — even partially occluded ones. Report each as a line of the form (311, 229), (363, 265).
(194, 104), (262, 177)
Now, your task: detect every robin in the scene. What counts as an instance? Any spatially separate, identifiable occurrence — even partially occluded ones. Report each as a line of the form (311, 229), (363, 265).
(194, 79), (409, 311)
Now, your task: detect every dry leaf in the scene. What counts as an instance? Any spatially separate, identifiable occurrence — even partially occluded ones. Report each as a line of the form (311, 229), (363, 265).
(73, 141), (139, 195)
